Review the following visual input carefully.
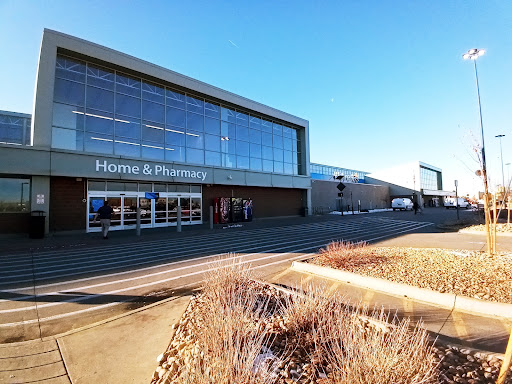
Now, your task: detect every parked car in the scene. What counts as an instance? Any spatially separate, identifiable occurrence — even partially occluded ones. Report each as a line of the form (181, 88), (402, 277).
(443, 197), (470, 209)
(392, 198), (414, 211)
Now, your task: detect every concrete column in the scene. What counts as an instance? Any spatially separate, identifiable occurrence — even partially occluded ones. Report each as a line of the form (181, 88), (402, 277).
(31, 176), (51, 234)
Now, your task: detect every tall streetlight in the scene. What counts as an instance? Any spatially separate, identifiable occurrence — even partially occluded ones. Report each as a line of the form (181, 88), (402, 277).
(463, 48), (491, 254)
(496, 134), (506, 190)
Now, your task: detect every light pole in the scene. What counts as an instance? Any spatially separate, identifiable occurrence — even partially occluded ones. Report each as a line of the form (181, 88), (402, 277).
(463, 48), (491, 254)
(496, 134), (506, 190)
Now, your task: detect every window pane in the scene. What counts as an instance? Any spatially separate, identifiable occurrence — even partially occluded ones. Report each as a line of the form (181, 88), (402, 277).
(186, 96), (203, 114)
(142, 81), (165, 103)
(205, 102), (220, 118)
(236, 126), (249, 141)
(221, 139), (236, 154)
(165, 146), (185, 162)
(166, 89), (185, 109)
(237, 156), (249, 169)
(250, 143), (261, 158)
(205, 117), (220, 135)
(205, 134), (220, 151)
(262, 132), (272, 146)
(284, 162), (293, 174)
(88, 180), (106, 191)
(284, 150), (293, 163)
(52, 127), (83, 150)
(56, 56), (86, 82)
(250, 157), (262, 171)
(142, 122), (164, 143)
(186, 131), (203, 149)
(142, 100), (165, 123)
(191, 185), (201, 193)
(115, 140), (140, 157)
(283, 126), (292, 138)
(86, 86), (114, 112)
(236, 140), (249, 156)
(115, 94), (141, 118)
(222, 153), (236, 168)
(249, 129), (261, 144)
(236, 112), (248, 126)
(273, 148), (283, 162)
(0, 178), (31, 212)
(116, 73), (141, 97)
(84, 133), (113, 154)
(262, 146), (273, 160)
(154, 183), (166, 192)
(205, 150), (221, 166)
(274, 161), (284, 173)
(283, 137), (293, 151)
(166, 107), (185, 128)
(115, 118), (140, 139)
(54, 78), (85, 106)
(141, 144), (164, 160)
(87, 64), (114, 90)
(291, 129), (298, 140)
(221, 121), (236, 139)
(273, 135), (283, 148)
(165, 129), (186, 146)
(85, 110), (114, 135)
(273, 123), (282, 136)
(261, 119), (272, 132)
(186, 148), (204, 164)
(187, 112), (203, 131)
(221, 107), (236, 123)
(52, 103), (84, 130)
(249, 116), (261, 129)
(262, 159), (273, 172)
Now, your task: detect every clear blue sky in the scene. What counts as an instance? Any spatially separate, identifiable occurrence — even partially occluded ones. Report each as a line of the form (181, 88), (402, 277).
(1, 0), (511, 195)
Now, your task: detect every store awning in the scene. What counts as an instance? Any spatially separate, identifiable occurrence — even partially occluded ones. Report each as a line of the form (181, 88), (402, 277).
(422, 189), (456, 197)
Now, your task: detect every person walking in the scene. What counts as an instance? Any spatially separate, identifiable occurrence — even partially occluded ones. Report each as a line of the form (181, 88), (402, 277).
(94, 200), (114, 239)
(413, 201), (419, 215)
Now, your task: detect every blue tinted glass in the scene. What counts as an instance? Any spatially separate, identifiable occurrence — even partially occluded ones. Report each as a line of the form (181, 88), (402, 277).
(116, 74), (141, 97)
(52, 127), (83, 150)
(262, 133), (272, 147)
(205, 134), (220, 151)
(142, 123), (165, 143)
(84, 133), (113, 154)
(186, 96), (203, 114)
(56, 56), (86, 82)
(283, 126), (292, 138)
(115, 118), (140, 139)
(166, 89), (185, 109)
(115, 140), (140, 158)
(293, 163), (299, 175)
(87, 64), (114, 90)
(250, 157), (262, 171)
(142, 82), (165, 103)
(284, 162), (293, 174)
(221, 107), (235, 123)
(262, 146), (273, 160)
(237, 156), (249, 169)
(273, 135), (283, 149)
(142, 100), (165, 123)
(52, 103), (84, 130)
(274, 162), (284, 173)
(141, 144), (164, 160)
(87, 86), (114, 112)
(186, 131), (203, 149)
(221, 121), (236, 139)
(293, 139), (299, 152)
(273, 148), (283, 162)
(236, 126), (249, 141)
(205, 102), (220, 118)
(291, 129), (298, 140)
(236, 141), (249, 156)
(283, 137), (293, 151)
(221, 153), (236, 168)
(186, 148), (204, 164)
(115, 94), (141, 118)
(165, 146), (185, 162)
(221, 140), (236, 154)
(167, 107), (186, 127)
(236, 112), (248, 126)
(205, 151), (221, 166)
(250, 143), (261, 158)
(54, 78), (85, 106)
(165, 129), (186, 146)
(284, 150), (293, 163)
(273, 123), (282, 136)
(187, 112), (204, 131)
(261, 120), (272, 133)
(85, 110), (114, 134)
(249, 129), (261, 144)
(249, 116), (261, 129)
(205, 117), (220, 135)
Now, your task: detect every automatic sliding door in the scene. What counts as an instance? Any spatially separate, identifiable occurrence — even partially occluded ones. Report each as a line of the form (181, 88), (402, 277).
(168, 197), (178, 224)
(88, 196), (105, 229)
(107, 197), (122, 228)
(123, 196), (137, 227)
(139, 197), (152, 226)
(155, 197), (167, 225)
(191, 197), (202, 222)
(180, 197), (191, 224)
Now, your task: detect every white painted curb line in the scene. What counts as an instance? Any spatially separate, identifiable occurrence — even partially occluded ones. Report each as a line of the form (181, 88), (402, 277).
(291, 261), (512, 319)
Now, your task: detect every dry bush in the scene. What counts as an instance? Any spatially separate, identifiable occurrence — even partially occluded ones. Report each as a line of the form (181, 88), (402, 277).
(316, 241), (389, 270)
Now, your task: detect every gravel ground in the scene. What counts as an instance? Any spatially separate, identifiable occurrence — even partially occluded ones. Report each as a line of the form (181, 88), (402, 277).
(312, 246), (512, 304)
(461, 223), (512, 233)
(151, 285), (512, 384)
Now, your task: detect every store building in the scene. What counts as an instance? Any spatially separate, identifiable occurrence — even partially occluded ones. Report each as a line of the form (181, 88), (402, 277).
(0, 29), (311, 235)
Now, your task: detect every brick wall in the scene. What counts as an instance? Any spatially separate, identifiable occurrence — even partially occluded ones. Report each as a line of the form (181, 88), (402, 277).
(202, 185), (303, 222)
(50, 177), (87, 231)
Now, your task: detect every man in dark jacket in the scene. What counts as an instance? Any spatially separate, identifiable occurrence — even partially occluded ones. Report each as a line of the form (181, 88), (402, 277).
(94, 200), (114, 239)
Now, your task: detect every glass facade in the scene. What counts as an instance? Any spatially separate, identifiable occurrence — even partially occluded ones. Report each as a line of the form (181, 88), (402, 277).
(51, 55), (303, 175)
(0, 112), (31, 146)
(0, 178), (30, 212)
(420, 166), (441, 190)
(310, 163), (367, 182)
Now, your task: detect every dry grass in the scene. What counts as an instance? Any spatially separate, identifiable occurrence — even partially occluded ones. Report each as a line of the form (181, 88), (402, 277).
(316, 241), (390, 270)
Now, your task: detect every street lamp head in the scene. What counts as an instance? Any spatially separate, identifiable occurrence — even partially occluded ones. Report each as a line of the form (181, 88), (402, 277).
(496, 134), (505, 138)
(463, 48), (485, 60)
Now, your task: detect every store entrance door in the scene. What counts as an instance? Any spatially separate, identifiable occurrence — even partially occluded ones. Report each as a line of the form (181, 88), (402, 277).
(88, 195), (138, 231)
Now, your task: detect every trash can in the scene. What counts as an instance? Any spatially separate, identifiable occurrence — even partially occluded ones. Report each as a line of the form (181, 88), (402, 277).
(30, 210), (46, 239)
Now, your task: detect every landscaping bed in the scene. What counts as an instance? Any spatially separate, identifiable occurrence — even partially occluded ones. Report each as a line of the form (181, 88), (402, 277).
(151, 261), (512, 384)
(460, 223), (512, 234)
(311, 242), (512, 304)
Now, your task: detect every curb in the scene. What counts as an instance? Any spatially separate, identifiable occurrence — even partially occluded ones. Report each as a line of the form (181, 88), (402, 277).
(291, 261), (512, 319)
(459, 229), (512, 237)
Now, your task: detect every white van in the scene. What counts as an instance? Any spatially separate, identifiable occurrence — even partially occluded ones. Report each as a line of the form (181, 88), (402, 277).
(444, 197), (469, 209)
(392, 198), (414, 211)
